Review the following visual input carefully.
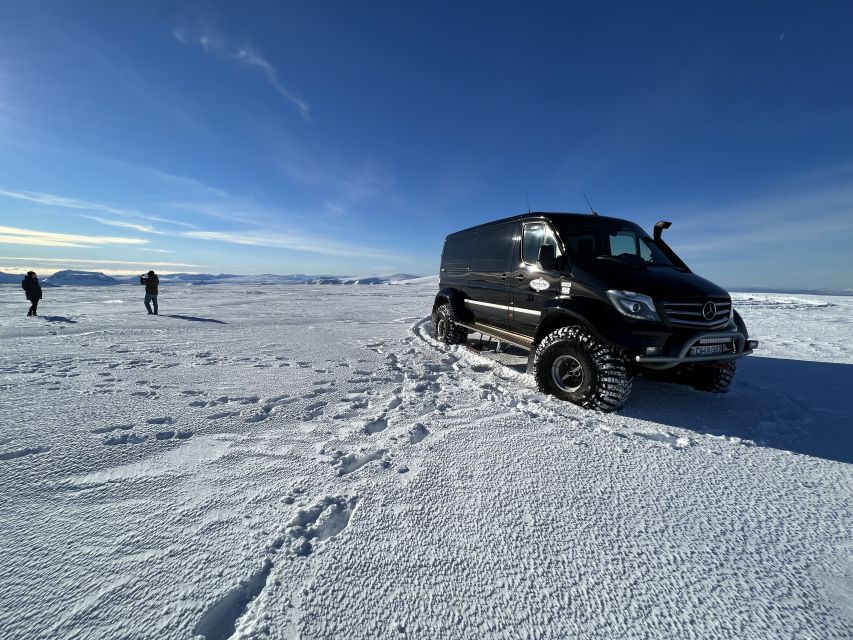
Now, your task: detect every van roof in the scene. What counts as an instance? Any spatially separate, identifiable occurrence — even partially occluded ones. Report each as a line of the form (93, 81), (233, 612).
(447, 212), (634, 237)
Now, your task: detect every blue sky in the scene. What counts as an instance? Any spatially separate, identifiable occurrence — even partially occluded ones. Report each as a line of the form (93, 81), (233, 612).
(0, 1), (851, 288)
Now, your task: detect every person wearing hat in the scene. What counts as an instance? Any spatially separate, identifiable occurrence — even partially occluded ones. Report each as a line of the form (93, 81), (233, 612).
(21, 271), (42, 317)
(140, 270), (159, 315)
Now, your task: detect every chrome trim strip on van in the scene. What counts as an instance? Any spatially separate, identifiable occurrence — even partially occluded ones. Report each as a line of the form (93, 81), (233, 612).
(512, 307), (541, 316)
(464, 299), (541, 316)
(465, 300), (507, 310)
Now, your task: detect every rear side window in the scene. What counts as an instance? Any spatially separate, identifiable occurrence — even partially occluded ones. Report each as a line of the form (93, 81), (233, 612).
(442, 234), (469, 269)
(469, 224), (516, 272)
(522, 223), (562, 264)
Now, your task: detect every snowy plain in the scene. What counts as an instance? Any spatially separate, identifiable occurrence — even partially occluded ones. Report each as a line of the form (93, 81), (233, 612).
(0, 283), (851, 639)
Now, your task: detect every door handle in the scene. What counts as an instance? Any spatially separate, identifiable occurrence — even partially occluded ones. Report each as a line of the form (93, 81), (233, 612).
(514, 274), (524, 281)
(500, 273), (509, 280)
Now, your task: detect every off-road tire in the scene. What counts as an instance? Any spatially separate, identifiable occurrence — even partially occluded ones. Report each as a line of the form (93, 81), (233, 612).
(432, 302), (467, 345)
(533, 326), (632, 412)
(683, 361), (736, 393)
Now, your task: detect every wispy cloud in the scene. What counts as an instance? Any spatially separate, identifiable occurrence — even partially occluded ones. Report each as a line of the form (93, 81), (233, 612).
(0, 188), (137, 217)
(0, 187), (196, 230)
(183, 229), (391, 259)
(166, 200), (277, 226)
(231, 48), (311, 120)
(671, 175), (853, 258)
(79, 215), (160, 234)
(0, 255), (204, 275)
(173, 28), (310, 121)
(0, 225), (148, 248)
(277, 154), (393, 216)
(0, 255), (201, 267)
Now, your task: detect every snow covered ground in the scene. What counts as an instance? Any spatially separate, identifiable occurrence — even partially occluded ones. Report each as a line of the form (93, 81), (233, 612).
(0, 284), (851, 639)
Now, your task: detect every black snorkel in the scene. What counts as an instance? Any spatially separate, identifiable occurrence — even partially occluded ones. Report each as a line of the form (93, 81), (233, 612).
(653, 221), (691, 272)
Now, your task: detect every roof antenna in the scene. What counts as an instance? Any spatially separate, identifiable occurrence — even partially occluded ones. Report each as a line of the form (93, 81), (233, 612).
(583, 191), (599, 216)
(524, 188), (531, 214)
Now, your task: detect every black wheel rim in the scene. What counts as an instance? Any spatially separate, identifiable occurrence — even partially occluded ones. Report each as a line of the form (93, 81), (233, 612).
(551, 355), (584, 393)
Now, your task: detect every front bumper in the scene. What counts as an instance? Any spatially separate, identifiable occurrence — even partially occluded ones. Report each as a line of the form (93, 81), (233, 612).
(633, 331), (758, 369)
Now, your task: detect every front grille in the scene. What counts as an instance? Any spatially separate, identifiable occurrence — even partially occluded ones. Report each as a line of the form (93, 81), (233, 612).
(660, 298), (731, 328)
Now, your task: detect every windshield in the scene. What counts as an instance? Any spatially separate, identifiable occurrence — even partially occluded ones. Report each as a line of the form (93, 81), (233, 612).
(553, 220), (674, 267)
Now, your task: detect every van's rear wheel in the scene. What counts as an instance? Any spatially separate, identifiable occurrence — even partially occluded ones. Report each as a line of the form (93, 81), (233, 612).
(432, 303), (467, 345)
(684, 361), (736, 393)
(533, 326), (632, 412)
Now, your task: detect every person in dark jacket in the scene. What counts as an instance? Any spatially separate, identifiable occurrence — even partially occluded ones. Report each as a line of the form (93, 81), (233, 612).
(21, 271), (42, 316)
(140, 270), (159, 315)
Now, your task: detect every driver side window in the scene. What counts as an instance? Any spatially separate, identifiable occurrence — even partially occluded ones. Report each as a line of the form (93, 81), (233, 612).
(522, 223), (562, 264)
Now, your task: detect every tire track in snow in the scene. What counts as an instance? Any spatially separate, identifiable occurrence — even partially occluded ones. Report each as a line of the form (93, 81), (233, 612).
(409, 316), (709, 451)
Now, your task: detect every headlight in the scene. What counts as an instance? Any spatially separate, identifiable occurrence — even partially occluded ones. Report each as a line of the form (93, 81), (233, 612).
(606, 290), (660, 321)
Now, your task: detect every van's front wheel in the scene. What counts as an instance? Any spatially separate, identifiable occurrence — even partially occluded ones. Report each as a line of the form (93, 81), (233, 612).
(533, 326), (632, 412)
(432, 303), (467, 345)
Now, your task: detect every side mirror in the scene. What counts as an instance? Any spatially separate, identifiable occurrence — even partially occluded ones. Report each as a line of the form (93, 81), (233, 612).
(537, 244), (558, 271)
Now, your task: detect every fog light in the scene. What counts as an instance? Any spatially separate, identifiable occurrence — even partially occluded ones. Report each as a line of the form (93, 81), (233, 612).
(645, 346), (659, 355)
(746, 340), (759, 350)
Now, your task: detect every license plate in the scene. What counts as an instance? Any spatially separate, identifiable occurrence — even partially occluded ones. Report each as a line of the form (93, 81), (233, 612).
(690, 344), (723, 356)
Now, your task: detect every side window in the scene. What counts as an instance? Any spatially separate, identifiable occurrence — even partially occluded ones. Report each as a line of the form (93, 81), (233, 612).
(639, 240), (652, 261)
(522, 223), (562, 264)
(522, 224), (545, 263)
(470, 224), (515, 272)
(565, 232), (596, 258)
(442, 234), (469, 267)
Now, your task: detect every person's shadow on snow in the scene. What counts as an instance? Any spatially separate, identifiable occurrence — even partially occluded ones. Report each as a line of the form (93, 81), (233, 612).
(40, 316), (77, 324)
(165, 314), (228, 325)
(623, 357), (853, 464)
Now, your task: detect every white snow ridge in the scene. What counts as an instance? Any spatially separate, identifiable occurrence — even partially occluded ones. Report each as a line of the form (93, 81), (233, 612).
(0, 283), (851, 639)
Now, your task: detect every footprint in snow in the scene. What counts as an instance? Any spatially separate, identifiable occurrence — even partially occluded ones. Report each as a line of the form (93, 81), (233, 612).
(333, 449), (389, 476)
(302, 401), (328, 420)
(104, 433), (147, 446)
(192, 494), (356, 640)
(0, 446), (50, 461)
(363, 417), (388, 435)
(286, 495), (358, 556)
(305, 387), (334, 398)
(407, 423), (430, 445)
(155, 430), (193, 441)
(208, 411), (240, 420)
(634, 431), (691, 448)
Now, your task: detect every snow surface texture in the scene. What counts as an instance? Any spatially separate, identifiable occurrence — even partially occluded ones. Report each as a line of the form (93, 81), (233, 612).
(0, 284), (851, 639)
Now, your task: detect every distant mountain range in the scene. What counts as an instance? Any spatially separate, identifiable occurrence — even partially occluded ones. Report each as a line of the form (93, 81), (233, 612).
(0, 269), (425, 287)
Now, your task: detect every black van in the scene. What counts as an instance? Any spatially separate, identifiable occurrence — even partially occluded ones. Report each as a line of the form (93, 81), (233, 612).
(432, 212), (757, 412)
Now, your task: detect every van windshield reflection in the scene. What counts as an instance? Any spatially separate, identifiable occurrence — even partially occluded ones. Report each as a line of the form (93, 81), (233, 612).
(555, 221), (674, 267)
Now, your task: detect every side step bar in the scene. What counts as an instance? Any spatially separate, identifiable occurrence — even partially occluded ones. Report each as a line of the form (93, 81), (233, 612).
(455, 321), (534, 351)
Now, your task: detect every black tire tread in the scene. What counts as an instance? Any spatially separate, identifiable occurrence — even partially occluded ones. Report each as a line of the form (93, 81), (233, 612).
(533, 326), (632, 412)
(685, 361), (736, 393)
(432, 302), (467, 345)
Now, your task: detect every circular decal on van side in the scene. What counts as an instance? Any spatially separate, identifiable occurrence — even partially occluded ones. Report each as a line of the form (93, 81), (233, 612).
(530, 278), (550, 292)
